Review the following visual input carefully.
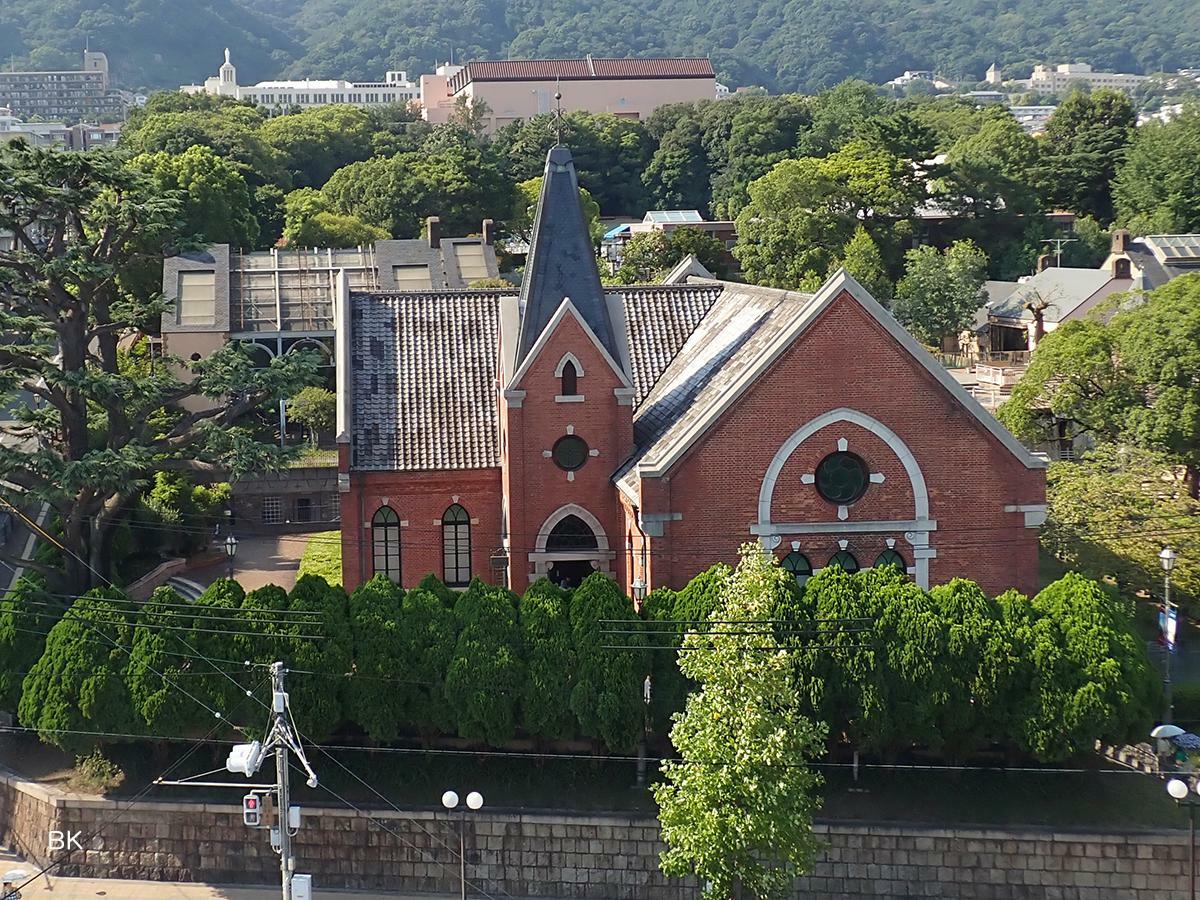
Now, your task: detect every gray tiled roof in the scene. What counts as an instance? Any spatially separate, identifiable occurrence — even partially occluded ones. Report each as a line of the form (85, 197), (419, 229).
(618, 283), (818, 491)
(613, 283), (724, 404)
(988, 268), (1115, 322)
(350, 289), (513, 471)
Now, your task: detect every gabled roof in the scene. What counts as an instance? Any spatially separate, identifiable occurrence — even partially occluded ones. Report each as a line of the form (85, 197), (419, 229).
(988, 267), (1119, 323)
(515, 145), (621, 369)
(616, 271), (1044, 494)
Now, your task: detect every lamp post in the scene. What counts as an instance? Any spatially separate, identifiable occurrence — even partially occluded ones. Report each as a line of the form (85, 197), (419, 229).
(1167, 777), (1197, 900)
(441, 789), (483, 900)
(637, 674), (652, 789)
(224, 533), (239, 581)
(1162, 546), (1178, 724)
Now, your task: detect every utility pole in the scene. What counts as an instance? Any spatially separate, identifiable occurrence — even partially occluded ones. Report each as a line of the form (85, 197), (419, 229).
(1040, 237), (1078, 268)
(157, 661), (318, 900)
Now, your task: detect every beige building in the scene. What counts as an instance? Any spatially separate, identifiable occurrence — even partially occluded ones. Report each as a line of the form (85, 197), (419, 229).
(420, 57), (717, 132)
(1027, 63), (1148, 94)
(0, 51), (126, 122)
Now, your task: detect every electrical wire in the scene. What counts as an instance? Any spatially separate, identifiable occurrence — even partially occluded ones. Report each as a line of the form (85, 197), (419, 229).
(8, 601), (328, 640)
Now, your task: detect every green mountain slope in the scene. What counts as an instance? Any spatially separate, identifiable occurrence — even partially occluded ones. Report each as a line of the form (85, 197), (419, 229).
(4, 0), (1200, 94)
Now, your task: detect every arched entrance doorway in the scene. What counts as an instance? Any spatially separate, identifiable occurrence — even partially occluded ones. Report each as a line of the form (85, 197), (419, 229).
(545, 515), (599, 589)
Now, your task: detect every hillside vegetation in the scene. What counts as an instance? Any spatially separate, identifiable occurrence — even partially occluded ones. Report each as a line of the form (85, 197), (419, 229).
(4, 0), (1200, 93)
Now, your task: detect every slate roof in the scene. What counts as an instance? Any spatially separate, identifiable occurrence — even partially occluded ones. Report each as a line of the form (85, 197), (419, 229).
(448, 58), (714, 92)
(613, 284), (724, 404)
(516, 146), (621, 367)
(349, 289), (511, 471)
(617, 283), (819, 492)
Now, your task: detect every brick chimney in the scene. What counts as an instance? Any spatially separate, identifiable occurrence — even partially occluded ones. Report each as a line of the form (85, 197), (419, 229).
(482, 218), (495, 245)
(1036, 253), (1054, 273)
(1111, 228), (1132, 254)
(426, 216), (441, 249)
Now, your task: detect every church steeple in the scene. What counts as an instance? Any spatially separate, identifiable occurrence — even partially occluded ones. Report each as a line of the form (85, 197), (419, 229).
(515, 145), (619, 367)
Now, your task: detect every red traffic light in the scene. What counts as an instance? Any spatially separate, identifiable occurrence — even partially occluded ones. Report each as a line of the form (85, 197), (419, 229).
(242, 793), (262, 826)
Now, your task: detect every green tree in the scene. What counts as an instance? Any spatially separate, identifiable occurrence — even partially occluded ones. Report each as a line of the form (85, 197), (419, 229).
(346, 574), (406, 742)
(711, 95), (814, 218)
(1039, 89), (1135, 222)
(654, 545), (825, 899)
(1021, 574), (1156, 760)
(668, 227), (730, 279)
(643, 117), (712, 213)
(19, 590), (138, 753)
(287, 386), (336, 444)
(284, 575), (352, 742)
(569, 573), (648, 753)
(892, 240), (988, 346)
(734, 141), (921, 289)
(283, 186), (388, 248)
(510, 176), (601, 245)
(0, 575), (55, 711)
(519, 579), (576, 740)
(259, 105), (375, 189)
(1114, 107), (1200, 234)
(0, 146), (317, 594)
(444, 580), (523, 745)
(828, 225), (891, 303)
(129, 144), (259, 248)
(617, 231), (674, 282)
(395, 586), (459, 735)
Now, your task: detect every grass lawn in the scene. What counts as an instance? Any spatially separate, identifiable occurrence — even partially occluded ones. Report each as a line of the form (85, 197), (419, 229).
(298, 530), (341, 586)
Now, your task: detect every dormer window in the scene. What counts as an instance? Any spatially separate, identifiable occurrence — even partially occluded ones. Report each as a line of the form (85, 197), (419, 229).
(561, 360), (578, 396)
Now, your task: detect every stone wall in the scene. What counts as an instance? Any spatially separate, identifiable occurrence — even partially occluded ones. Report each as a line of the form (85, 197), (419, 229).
(0, 771), (1190, 898)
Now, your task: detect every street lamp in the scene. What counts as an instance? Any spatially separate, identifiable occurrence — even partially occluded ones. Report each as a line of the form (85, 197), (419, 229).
(1162, 546), (1178, 724)
(224, 533), (239, 581)
(1167, 777), (1197, 900)
(442, 789), (483, 900)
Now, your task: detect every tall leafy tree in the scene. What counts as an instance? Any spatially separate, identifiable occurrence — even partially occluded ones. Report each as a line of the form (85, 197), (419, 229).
(828, 225), (891, 303)
(0, 146), (316, 593)
(569, 573), (649, 753)
(1114, 107), (1200, 235)
(643, 117), (713, 213)
(259, 105), (375, 189)
(129, 144), (259, 248)
(346, 574), (405, 742)
(284, 575), (352, 742)
(395, 586), (460, 735)
(444, 580), (523, 745)
(1038, 89), (1135, 222)
(519, 579), (576, 740)
(891, 240), (988, 346)
(654, 545), (825, 899)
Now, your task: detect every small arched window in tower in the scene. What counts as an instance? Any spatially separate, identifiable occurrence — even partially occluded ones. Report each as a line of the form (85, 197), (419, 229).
(442, 504), (471, 587)
(561, 359), (578, 396)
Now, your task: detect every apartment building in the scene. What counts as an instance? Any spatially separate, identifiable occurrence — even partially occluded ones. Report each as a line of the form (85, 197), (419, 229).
(0, 51), (126, 122)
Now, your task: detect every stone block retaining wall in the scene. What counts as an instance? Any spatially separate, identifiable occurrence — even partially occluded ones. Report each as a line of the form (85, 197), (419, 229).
(0, 770), (1190, 898)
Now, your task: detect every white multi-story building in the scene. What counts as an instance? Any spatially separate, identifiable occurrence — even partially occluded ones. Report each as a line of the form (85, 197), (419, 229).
(1027, 63), (1148, 94)
(181, 50), (419, 110)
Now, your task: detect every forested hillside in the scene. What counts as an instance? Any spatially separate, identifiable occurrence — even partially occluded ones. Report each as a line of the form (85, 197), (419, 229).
(4, 0), (1200, 93)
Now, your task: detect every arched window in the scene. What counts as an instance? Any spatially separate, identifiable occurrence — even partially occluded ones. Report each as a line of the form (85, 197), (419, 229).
(874, 548), (907, 572)
(827, 550), (859, 573)
(371, 506), (401, 583)
(781, 551), (813, 588)
(560, 360), (578, 396)
(546, 515), (599, 551)
(442, 504), (471, 587)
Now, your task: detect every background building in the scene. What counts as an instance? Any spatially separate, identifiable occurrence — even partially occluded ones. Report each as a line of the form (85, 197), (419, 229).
(0, 51), (126, 122)
(420, 57), (718, 131)
(1027, 63), (1148, 94)
(181, 50), (419, 110)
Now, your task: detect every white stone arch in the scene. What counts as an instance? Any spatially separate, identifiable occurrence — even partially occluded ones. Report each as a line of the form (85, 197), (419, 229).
(535, 503), (610, 551)
(529, 503), (615, 581)
(553, 352), (585, 378)
(752, 407), (937, 588)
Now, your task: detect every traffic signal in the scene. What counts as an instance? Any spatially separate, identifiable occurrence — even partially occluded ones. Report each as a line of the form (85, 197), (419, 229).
(242, 793), (261, 827)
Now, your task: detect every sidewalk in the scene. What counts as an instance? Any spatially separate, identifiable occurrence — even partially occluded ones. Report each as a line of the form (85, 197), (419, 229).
(11, 875), (457, 899)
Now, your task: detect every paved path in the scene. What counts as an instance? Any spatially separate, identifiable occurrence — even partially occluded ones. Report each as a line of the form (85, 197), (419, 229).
(5, 871), (455, 899)
(187, 533), (318, 593)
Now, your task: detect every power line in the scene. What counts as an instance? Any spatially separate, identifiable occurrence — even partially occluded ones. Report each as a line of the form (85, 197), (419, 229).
(7, 601), (328, 641)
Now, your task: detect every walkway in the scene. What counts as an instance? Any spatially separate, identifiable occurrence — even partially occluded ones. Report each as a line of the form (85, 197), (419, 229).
(185, 533), (318, 593)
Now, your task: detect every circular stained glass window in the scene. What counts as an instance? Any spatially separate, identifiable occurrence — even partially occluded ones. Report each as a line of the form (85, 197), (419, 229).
(552, 435), (589, 471)
(814, 452), (869, 504)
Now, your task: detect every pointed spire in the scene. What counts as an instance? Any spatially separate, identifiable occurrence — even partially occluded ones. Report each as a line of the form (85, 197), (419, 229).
(515, 145), (619, 367)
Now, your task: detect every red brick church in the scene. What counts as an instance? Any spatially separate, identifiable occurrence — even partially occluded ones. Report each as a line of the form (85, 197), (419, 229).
(335, 145), (1046, 598)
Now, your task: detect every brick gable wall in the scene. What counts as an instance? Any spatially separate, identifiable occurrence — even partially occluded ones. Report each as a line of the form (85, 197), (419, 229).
(637, 292), (1045, 597)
